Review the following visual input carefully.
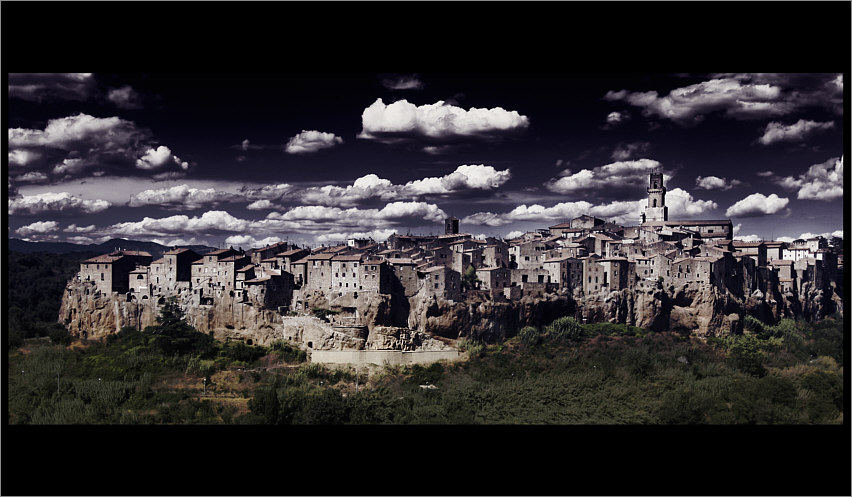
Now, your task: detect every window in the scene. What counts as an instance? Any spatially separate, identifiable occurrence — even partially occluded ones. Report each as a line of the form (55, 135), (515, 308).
(435, 283), (439, 289)
(101, 273), (105, 281)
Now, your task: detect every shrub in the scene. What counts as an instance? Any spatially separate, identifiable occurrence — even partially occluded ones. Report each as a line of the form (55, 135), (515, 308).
(728, 333), (767, 377)
(270, 340), (307, 363)
(311, 307), (340, 321)
(517, 326), (542, 347)
(743, 315), (767, 336)
(48, 325), (73, 346)
(545, 317), (583, 343)
(458, 338), (485, 358)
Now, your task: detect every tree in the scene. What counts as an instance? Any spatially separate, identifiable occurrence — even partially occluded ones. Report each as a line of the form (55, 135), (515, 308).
(462, 265), (480, 291)
(156, 297), (184, 327)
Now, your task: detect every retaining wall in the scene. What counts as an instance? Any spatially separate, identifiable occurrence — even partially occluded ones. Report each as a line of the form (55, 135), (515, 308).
(310, 349), (462, 366)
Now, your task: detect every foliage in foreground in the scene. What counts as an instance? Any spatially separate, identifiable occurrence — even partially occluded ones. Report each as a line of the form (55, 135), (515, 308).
(7, 300), (304, 424)
(241, 314), (844, 425)
(9, 309), (843, 425)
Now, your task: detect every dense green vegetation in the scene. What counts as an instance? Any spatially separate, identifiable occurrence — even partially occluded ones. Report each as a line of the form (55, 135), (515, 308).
(7, 251), (98, 349)
(9, 307), (843, 424)
(7, 299), (305, 424)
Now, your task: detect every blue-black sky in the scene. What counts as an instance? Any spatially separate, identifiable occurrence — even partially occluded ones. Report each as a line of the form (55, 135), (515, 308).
(5, 3), (848, 250)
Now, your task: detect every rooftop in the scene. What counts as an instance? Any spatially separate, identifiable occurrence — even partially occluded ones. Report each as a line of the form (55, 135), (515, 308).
(84, 254), (124, 263)
(332, 254), (365, 262)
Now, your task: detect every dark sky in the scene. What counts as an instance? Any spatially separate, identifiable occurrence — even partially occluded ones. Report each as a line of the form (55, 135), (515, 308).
(5, 4), (848, 250)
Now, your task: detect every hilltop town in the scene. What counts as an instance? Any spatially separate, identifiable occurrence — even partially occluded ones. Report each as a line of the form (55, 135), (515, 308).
(61, 172), (843, 361)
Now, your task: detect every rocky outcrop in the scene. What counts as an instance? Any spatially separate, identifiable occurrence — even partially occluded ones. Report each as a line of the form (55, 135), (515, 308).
(61, 273), (842, 349)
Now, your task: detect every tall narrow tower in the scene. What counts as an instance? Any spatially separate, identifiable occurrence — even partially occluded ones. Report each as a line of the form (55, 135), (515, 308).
(641, 171), (668, 223)
(445, 216), (459, 235)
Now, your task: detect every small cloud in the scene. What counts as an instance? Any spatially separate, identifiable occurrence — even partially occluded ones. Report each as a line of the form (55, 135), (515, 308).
(695, 175), (742, 191)
(602, 111), (630, 129)
(611, 141), (650, 161)
(757, 119), (835, 145)
(380, 74), (425, 91)
(107, 85), (143, 109)
(285, 130), (344, 154)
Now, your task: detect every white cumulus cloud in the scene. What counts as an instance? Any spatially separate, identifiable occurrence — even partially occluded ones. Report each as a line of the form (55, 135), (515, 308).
(695, 175), (742, 191)
(285, 130), (343, 154)
(358, 98), (529, 143)
(725, 193), (789, 218)
(128, 184), (238, 210)
(770, 156), (843, 201)
(546, 159), (665, 196)
(757, 119), (835, 145)
(16, 220), (59, 236)
(8, 192), (112, 215)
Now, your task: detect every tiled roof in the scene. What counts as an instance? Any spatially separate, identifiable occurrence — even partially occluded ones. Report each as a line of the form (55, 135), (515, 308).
(84, 254), (124, 263)
(308, 253), (335, 260)
(113, 250), (152, 257)
(332, 254), (364, 262)
(279, 248), (308, 257)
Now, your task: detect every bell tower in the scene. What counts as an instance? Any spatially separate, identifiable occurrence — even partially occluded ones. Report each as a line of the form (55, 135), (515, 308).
(641, 170), (667, 223)
(445, 216), (459, 235)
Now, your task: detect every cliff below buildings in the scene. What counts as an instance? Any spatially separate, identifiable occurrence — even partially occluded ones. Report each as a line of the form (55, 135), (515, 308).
(60, 275), (841, 353)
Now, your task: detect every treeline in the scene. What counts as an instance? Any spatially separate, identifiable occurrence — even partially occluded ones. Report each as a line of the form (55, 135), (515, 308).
(7, 251), (97, 348)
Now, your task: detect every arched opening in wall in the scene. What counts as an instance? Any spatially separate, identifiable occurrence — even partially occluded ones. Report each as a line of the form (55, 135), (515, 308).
(142, 295), (149, 300)
(246, 339), (253, 345)
(307, 341), (313, 348)
(157, 297), (166, 305)
(653, 199), (657, 207)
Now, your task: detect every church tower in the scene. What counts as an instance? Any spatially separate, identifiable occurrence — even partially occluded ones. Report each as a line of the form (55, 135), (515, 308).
(445, 216), (459, 235)
(641, 171), (668, 223)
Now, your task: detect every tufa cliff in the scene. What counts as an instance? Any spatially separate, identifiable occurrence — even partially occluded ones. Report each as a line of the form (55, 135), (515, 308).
(60, 275), (841, 350)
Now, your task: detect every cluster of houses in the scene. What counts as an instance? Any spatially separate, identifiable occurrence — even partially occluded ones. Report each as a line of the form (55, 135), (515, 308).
(76, 172), (841, 315)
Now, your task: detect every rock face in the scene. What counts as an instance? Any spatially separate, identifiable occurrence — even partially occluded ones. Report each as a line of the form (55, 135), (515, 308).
(60, 274), (842, 348)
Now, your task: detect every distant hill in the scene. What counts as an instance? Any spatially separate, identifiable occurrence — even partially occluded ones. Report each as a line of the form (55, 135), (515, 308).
(7, 238), (217, 257)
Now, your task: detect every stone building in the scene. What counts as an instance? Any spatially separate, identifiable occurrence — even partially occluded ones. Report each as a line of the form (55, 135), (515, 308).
(475, 266), (511, 293)
(732, 241), (767, 267)
(249, 241), (292, 264)
(330, 254), (364, 293)
(306, 253), (335, 292)
(80, 250), (152, 295)
(542, 255), (583, 292)
(571, 214), (605, 230)
(482, 238), (509, 268)
(388, 258), (419, 297)
(420, 265), (461, 300)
